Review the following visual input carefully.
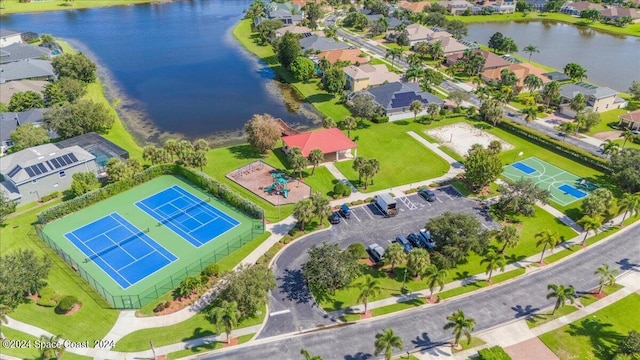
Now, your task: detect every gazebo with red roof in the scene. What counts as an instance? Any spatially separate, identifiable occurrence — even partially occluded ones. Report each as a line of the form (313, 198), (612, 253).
(281, 128), (357, 162)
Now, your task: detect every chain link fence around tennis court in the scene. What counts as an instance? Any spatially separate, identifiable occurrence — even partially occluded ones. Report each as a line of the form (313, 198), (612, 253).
(36, 220), (264, 309)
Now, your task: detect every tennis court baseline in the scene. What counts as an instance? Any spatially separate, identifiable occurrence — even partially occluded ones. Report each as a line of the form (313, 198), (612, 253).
(136, 185), (240, 247)
(64, 213), (177, 289)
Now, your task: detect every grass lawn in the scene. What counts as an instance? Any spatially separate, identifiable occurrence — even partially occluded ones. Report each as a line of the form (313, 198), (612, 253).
(579, 284), (623, 307)
(540, 293), (640, 360)
(233, 19), (350, 121)
(114, 306), (264, 351)
(526, 304), (579, 328)
(165, 333), (255, 360)
(1, 0), (154, 14)
(333, 120), (450, 192)
(586, 108), (627, 136)
(370, 297), (426, 317)
(438, 267), (526, 300)
(452, 337), (486, 353)
(0, 327), (92, 360)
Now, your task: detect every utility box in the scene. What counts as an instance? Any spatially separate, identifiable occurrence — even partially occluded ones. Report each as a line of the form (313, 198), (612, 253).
(376, 193), (397, 217)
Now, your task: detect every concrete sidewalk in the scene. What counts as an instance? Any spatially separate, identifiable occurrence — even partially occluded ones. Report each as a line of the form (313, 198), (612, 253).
(324, 162), (358, 194)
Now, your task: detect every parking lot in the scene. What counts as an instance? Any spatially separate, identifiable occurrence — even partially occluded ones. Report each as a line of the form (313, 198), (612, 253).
(258, 186), (500, 339)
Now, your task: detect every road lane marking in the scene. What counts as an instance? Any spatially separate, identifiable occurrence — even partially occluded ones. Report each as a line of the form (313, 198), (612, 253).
(270, 309), (291, 316)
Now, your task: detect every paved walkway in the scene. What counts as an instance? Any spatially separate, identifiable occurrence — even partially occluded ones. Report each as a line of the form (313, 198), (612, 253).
(323, 162), (358, 194)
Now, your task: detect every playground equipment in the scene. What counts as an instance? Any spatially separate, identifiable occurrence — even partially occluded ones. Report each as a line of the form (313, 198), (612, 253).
(236, 161), (264, 178)
(264, 172), (289, 198)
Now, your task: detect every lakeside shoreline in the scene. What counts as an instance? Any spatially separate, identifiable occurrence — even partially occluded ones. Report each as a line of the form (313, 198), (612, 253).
(0, 0), (165, 15)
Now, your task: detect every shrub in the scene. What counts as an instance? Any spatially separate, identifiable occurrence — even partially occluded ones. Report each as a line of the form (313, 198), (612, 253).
(372, 116), (389, 124)
(478, 346), (512, 360)
(36, 287), (59, 307)
(201, 263), (220, 278)
(55, 295), (78, 314)
(153, 301), (170, 313)
(342, 186), (351, 197)
(346, 243), (368, 259)
(40, 192), (60, 202)
(333, 183), (346, 198)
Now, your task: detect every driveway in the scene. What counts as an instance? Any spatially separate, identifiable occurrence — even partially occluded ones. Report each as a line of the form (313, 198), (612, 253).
(201, 221), (640, 360)
(258, 187), (499, 339)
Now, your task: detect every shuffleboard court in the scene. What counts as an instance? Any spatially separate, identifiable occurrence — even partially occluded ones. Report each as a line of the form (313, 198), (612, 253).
(136, 185), (240, 247)
(503, 157), (597, 206)
(64, 213), (177, 289)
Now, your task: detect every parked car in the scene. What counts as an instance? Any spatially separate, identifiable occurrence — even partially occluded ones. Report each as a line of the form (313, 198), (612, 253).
(418, 189), (437, 202)
(419, 229), (435, 249)
(407, 233), (424, 248)
(339, 204), (351, 219)
(329, 212), (341, 224)
(394, 236), (413, 253)
(367, 243), (385, 263)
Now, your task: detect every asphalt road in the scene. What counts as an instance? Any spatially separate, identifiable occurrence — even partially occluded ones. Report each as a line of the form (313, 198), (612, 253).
(201, 221), (639, 360)
(258, 188), (499, 339)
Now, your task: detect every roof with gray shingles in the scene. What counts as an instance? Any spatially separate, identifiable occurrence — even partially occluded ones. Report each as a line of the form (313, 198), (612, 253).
(0, 59), (55, 83)
(0, 29), (23, 38)
(0, 109), (48, 145)
(299, 35), (350, 52)
(361, 82), (444, 111)
(560, 82), (618, 100)
(0, 43), (51, 64)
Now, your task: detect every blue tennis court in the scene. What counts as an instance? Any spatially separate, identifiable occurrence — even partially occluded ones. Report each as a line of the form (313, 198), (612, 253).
(65, 213), (177, 289)
(558, 184), (587, 199)
(135, 185), (240, 247)
(512, 162), (537, 175)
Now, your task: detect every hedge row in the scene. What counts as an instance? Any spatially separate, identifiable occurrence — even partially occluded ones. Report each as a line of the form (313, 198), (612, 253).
(477, 346), (512, 360)
(497, 120), (611, 172)
(38, 164), (263, 224)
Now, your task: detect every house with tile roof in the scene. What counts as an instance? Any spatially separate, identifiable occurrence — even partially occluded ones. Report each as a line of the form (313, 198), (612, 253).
(254, 2), (305, 26)
(316, 49), (370, 65)
(299, 35), (350, 53)
(446, 49), (511, 71)
(344, 64), (402, 91)
(599, 7), (640, 23)
(561, 1), (604, 15)
(559, 82), (628, 118)
(619, 109), (640, 132)
(438, 0), (474, 14)
(281, 128), (357, 162)
(0, 143), (97, 204)
(398, 0), (431, 12)
(353, 82), (444, 121)
(481, 62), (549, 89)
(274, 25), (313, 39)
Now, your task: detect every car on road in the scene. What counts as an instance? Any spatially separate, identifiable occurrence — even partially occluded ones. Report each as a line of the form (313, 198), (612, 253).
(407, 233), (424, 248)
(367, 243), (385, 263)
(418, 189), (437, 202)
(329, 212), (341, 224)
(394, 236), (413, 253)
(339, 204), (351, 219)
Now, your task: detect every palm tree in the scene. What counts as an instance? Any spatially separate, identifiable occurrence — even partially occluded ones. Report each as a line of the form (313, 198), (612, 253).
(308, 148), (324, 175)
(385, 47), (403, 67)
(523, 74), (543, 93)
(523, 44), (540, 62)
(577, 215), (602, 246)
(569, 93), (587, 115)
(535, 230), (560, 264)
(495, 225), (519, 254)
(546, 284), (577, 315)
(300, 348), (323, 360)
(594, 263), (619, 294)
(621, 129), (636, 149)
(367, 158), (380, 186)
(600, 139), (620, 158)
(423, 264), (448, 299)
(310, 191), (331, 226)
(385, 243), (406, 270)
(480, 249), (505, 284)
(541, 81), (561, 108)
(293, 198), (315, 232)
(407, 248), (430, 278)
(443, 309), (476, 348)
(410, 100), (424, 122)
(427, 40), (444, 62)
(357, 275), (382, 314)
(521, 107), (538, 126)
(163, 138), (178, 162)
(207, 301), (240, 344)
(406, 53), (423, 68)
(374, 328), (404, 360)
(617, 192), (640, 225)
(39, 334), (65, 360)
(342, 116), (357, 138)
(405, 67), (422, 83)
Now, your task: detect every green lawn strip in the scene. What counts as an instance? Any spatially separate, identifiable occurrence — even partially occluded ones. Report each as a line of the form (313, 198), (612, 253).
(2, 201), (119, 344)
(165, 333), (255, 360)
(368, 57), (399, 72)
(370, 297), (427, 317)
(1, 0), (154, 14)
(233, 19), (350, 121)
(452, 337), (486, 353)
(448, 12), (640, 38)
(540, 293), (640, 360)
(333, 120), (450, 192)
(114, 307), (264, 351)
(438, 267), (525, 300)
(449, 179), (472, 197)
(586, 108), (627, 136)
(579, 284), (623, 307)
(437, 145), (465, 163)
(0, 327), (95, 360)
(136, 231), (272, 316)
(338, 313), (362, 322)
(526, 304), (579, 328)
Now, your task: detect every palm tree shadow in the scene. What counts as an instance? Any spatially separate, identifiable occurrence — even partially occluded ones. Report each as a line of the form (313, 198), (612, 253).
(411, 332), (433, 348)
(344, 352), (373, 360)
(616, 258), (640, 272)
(512, 304), (540, 318)
(567, 318), (625, 359)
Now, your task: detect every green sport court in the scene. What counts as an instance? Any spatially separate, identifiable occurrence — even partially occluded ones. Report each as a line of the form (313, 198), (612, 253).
(502, 157), (597, 206)
(41, 175), (262, 308)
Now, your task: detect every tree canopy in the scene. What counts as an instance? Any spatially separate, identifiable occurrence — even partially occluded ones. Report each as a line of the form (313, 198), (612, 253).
(68, 172), (99, 199)
(276, 32), (300, 69)
(427, 212), (490, 269)
(463, 143), (503, 192)
(322, 65), (346, 95)
(9, 123), (50, 151)
(290, 56), (316, 82)
(0, 249), (52, 309)
(8, 91), (44, 112)
(609, 149), (640, 193)
(43, 100), (114, 139)
(349, 93), (381, 120)
(302, 242), (361, 298)
(218, 264), (276, 319)
(495, 178), (550, 219)
(244, 113), (282, 154)
(51, 53), (97, 83)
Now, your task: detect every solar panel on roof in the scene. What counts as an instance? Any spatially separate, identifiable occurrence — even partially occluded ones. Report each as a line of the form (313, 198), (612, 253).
(46, 161), (54, 170)
(391, 92), (420, 108)
(32, 165), (42, 175)
(57, 156), (67, 166)
(7, 166), (21, 178)
(25, 167), (36, 177)
(62, 154), (73, 163)
(37, 163), (48, 173)
(51, 158), (61, 168)
(68, 153), (78, 162)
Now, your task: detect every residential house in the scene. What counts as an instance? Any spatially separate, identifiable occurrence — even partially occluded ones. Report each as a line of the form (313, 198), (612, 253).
(0, 143), (97, 204)
(525, 0), (548, 11)
(274, 25), (312, 39)
(446, 49), (511, 71)
(354, 82), (444, 121)
(559, 82), (628, 118)
(399, 0), (431, 13)
(386, 17), (410, 30)
(0, 59), (56, 84)
(543, 71), (571, 82)
(405, 24), (437, 46)
(254, 2), (304, 26)
(438, 0), (474, 14)
(299, 35), (350, 53)
(0, 29), (23, 48)
(561, 1), (604, 16)
(344, 64), (402, 91)
(0, 109), (53, 155)
(484, 0), (516, 13)
(0, 43), (51, 64)
(281, 128), (357, 162)
(433, 36), (469, 55)
(316, 49), (370, 65)
(599, 7), (640, 23)
(56, 132), (130, 175)
(618, 109), (640, 132)
(481, 62), (549, 88)
(365, 14), (384, 23)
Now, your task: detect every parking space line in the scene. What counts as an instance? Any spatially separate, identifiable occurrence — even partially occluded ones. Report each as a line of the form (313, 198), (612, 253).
(481, 223), (490, 230)
(362, 207), (374, 219)
(437, 197), (443, 203)
(399, 196), (417, 210)
(351, 210), (361, 222)
(444, 192), (453, 201)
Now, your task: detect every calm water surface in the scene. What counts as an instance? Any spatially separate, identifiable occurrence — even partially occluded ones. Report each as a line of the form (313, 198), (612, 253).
(1, 0), (319, 144)
(466, 21), (640, 92)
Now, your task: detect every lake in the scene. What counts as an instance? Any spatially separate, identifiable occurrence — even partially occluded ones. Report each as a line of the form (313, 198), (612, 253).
(1, 0), (320, 145)
(466, 20), (640, 92)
